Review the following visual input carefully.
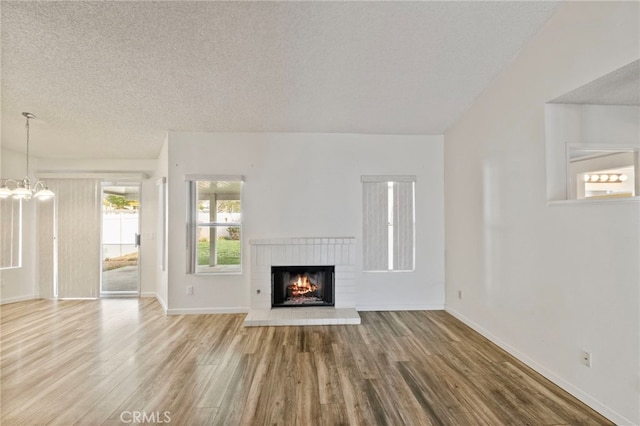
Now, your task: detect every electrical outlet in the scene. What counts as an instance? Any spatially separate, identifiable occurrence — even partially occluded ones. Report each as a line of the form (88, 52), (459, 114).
(458, 290), (463, 299)
(582, 350), (592, 368)
(186, 285), (193, 295)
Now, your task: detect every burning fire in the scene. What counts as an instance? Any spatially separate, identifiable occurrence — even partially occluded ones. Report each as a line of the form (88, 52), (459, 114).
(287, 274), (318, 297)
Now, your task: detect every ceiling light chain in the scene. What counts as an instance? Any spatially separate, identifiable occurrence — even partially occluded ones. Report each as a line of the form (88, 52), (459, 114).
(0, 113), (55, 201)
(25, 112), (32, 178)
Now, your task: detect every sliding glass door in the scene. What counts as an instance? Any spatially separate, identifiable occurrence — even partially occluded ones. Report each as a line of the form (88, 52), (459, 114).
(101, 183), (140, 295)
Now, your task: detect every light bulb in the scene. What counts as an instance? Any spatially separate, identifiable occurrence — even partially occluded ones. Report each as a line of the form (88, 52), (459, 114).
(34, 188), (54, 200)
(583, 174), (590, 182)
(619, 174), (628, 182)
(609, 175), (619, 182)
(12, 186), (31, 199)
(590, 175), (600, 182)
(599, 174), (609, 182)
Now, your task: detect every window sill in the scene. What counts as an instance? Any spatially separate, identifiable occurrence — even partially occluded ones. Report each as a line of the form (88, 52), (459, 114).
(547, 196), (640, 207)
(194, 265), (242, 275)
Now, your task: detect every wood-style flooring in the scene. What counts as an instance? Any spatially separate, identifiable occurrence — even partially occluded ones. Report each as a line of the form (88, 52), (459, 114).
(1, 298), (612, 425)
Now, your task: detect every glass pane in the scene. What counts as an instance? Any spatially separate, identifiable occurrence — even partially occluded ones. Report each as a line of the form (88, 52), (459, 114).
(196, 180), (242, 224)
(101, 184), (140, 293)
(196, 225), (241, 273)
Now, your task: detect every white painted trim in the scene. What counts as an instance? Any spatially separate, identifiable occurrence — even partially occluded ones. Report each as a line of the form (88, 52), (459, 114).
(249, 237), (355, 245)
(445, 307), (634, 426)
(56, 297), (99, 300)
(361, 175), (416, 182)
(548, 197), (640, 206)
(0, 294), (38, 305)
(357, 304), (444, 311)
(167, 307), (249, 315)
(183, 174), (244, 181)
(38, 172), (149, 180)
(154, 294), (168, 314)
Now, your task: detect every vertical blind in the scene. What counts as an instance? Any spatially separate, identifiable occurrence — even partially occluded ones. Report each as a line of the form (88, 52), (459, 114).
(362, 181), (389, 271)
(362, 176), (415, 271)
(39, 179), (101, 298)
(393, 181), (415, 271)
(37, 197), (55, 298)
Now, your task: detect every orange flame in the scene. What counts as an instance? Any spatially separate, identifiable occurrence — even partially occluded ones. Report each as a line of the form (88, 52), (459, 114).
(287, 275), (317, 297)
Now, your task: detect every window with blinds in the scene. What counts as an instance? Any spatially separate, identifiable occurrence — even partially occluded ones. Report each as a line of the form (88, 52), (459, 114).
(0, 197), (22, 270)
(362, 176), (415, 272)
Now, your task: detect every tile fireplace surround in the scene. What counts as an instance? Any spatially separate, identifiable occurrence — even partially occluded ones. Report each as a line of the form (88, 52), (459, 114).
(245, 237), (360, 326)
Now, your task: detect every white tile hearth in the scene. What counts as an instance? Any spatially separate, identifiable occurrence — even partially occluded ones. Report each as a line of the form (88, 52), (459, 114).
(244, 307), (361, 327)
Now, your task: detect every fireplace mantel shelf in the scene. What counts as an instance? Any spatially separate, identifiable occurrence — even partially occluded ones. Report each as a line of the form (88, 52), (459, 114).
(249, 237), (355, 246)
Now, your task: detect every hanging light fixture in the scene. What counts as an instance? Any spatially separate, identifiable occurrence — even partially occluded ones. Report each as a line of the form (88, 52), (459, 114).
(583, 173), (628, 183)
(0, 113), (54, 201)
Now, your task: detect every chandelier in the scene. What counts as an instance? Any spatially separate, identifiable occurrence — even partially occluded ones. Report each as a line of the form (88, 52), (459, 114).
(0, 113), (54, 201)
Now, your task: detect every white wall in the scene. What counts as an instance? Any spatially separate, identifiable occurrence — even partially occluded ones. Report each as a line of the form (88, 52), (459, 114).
(165, 133), (444, 312)
(444, 2), (639, 425)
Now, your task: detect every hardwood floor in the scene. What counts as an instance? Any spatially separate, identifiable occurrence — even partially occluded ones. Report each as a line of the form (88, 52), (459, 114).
(1, 298), (612, 425)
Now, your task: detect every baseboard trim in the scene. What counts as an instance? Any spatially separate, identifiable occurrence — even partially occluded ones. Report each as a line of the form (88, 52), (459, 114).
(445, 307), (635, 426)
(0, 294), (39, 305)
(166, 307), (249, 315)
(357, 304), (444, 311)
(139, 292), (156, 298)
(154, 294), (168, 314)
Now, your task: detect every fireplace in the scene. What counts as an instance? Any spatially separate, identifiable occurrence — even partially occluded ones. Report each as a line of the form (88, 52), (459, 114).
(250, 237), (356, 310)
(271, 265), (334, 307)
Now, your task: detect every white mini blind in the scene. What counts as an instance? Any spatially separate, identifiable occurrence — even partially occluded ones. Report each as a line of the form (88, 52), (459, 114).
(362, 176), (415, 271)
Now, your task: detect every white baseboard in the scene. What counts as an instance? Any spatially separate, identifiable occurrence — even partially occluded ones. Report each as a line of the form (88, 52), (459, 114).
(142, 294), (246, 316)
(0, 294), (39, 305)
(357, 304), (444, 311)
(166, 307), (249, 315)
(445, 307), (635, 426)
(155, 294), (168, 313)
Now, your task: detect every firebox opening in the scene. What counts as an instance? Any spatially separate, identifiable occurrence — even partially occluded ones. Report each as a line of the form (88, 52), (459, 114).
(271, 265), (334, 308)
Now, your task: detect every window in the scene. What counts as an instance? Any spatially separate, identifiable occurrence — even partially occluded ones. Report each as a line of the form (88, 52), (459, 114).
(362, 176), (415, 272)
(187, 177), (243, 274)
(545, 61), (639, 203)
(0, 197), (22, 270)
(568, 148), (637, 200)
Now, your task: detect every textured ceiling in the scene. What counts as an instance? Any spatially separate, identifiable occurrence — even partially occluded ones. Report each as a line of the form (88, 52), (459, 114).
(551, 60), (640, 106)
(1, 1), (560, 160)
